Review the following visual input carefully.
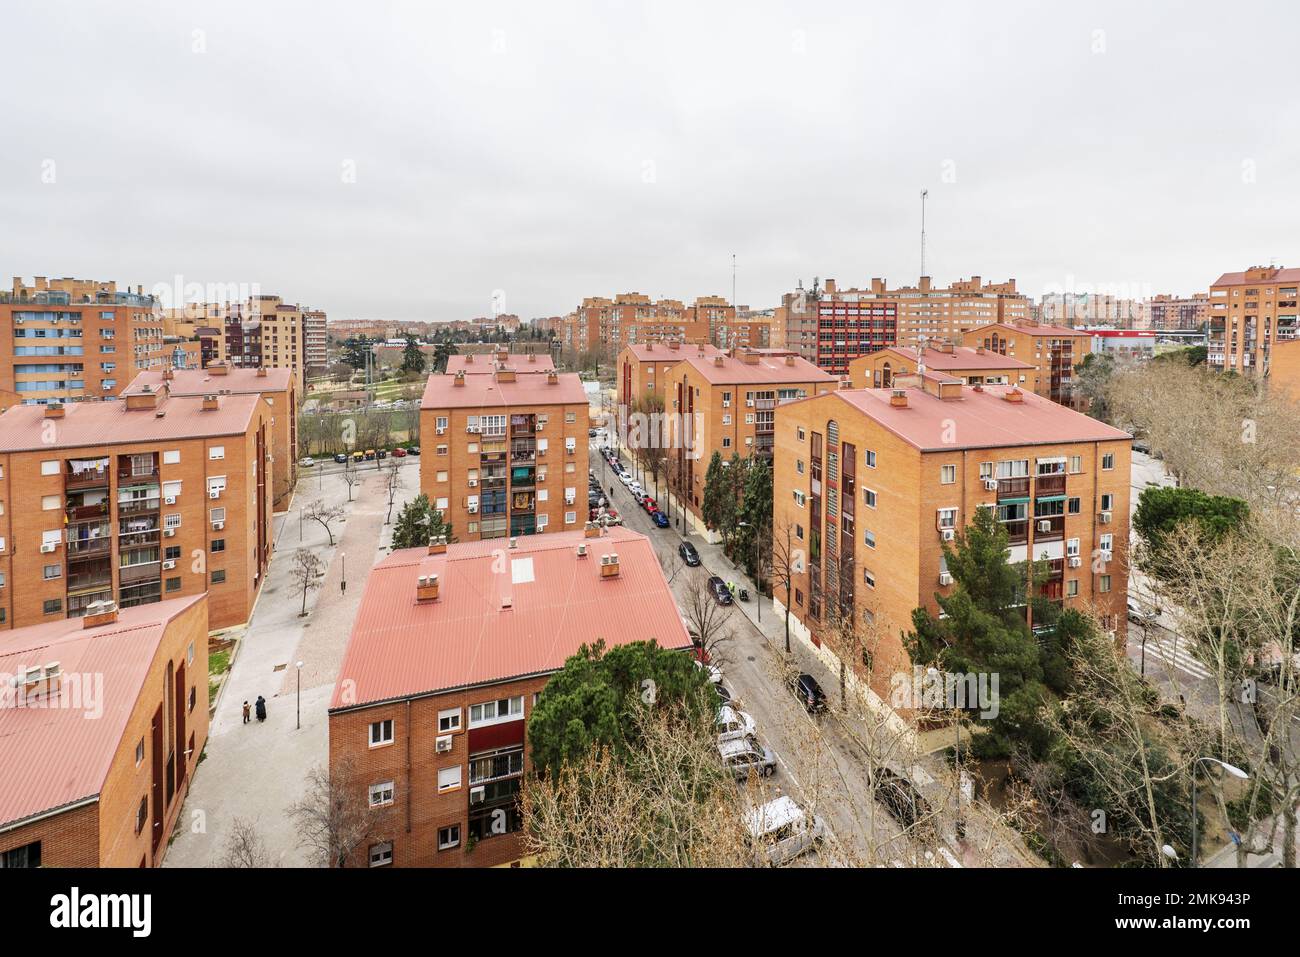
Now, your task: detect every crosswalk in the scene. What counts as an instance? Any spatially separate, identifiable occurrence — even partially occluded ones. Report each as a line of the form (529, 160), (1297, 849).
(1135, 626), (1213, 680)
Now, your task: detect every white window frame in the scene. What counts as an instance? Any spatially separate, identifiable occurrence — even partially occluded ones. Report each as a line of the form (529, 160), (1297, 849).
(437, 765), (462, 793)
(368, 781), (395, 807)
(438, 707), (461, 733)
(468, 695), (524, 728)
(368, 719), (394, 748)
(209, 445), (225, 460)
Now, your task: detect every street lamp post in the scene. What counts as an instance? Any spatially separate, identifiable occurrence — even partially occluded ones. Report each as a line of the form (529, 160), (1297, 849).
(340, 552), (347, 595)
(1191, 756), (1248, 867)
(296, 660), (304, 730)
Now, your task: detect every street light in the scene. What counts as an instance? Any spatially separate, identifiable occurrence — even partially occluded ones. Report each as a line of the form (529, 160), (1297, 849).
(296, 660), (304, 730)
(340, 552), (347, 595)
(1191, 756), (1248, 867)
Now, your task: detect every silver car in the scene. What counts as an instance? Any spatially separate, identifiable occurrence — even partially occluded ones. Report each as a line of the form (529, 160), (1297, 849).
(716, 706), (756, 743)
(720, 735), (777, 781)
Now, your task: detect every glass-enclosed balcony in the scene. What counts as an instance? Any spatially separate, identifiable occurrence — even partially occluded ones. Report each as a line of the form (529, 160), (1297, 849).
(65, 458), (110, 490)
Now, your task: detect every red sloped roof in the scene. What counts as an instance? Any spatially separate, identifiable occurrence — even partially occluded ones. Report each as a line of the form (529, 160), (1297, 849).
(122, 367), (292, 395)
(420, 371), (587, 409)
(330, 527), (693, 709)
(678, 353), (836, 386)
(0, 596), (203, 829)
(446, 354), (555, 375)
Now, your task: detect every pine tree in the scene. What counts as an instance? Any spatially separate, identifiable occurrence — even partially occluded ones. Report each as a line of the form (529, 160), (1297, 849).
(400, 335), (426, 374)
(390, 494), (455, 550)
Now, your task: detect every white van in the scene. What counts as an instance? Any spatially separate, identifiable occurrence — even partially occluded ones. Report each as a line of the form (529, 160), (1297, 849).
(744, 796), (825, 866)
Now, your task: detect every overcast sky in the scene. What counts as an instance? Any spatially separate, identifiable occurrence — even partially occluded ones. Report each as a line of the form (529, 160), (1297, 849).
(3, 1), (1298, 322)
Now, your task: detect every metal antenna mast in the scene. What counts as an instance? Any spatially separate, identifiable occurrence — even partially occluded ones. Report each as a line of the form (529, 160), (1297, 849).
(920, 189), (928, 278)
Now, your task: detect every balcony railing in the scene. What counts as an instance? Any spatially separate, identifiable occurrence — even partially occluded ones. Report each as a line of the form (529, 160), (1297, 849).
(66, 536), (111, 558)
(997, 477), (1030, 500)
(118, 529), (160, 548)
(1034, 473), (1066, 496)
(118, 498), (160, 516)
(119, 561), (161, 585)
(118, 466), (158, 480)
(1032, 515), (1065, 541)
(1003, 519), (1028, 545)
(65, 468), (110, 489)
(65, 503), (109, 521)
(67, 567), (113, 592)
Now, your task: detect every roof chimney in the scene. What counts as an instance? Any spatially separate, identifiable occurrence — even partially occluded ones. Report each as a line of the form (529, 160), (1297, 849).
(44, 403), (65, 419)
(427, 535), (448, 555)
(713, 355), (724, 367)
(82, 600), (119, 628)
(495, 368), (516, 384)
(528, 352), (536, 362)
(889, 389), (909, 408)
(416, 574), (440, 602)
(454, 370), (466, 386)
(465, 352), (474, 364)
(202, 393), (220, 411)
(1003, 387), (1024, 403)
(162, 367), (175, 381)
(126, 384), (162, 411)
(600, 553), (621, 578)
(583, 521), (603, 539)
(784, 354), (795, 366)
(209, 361), (228, 376)
(742, 349), (760, 365)
(669, 339), (680, 351)
(547, 371), (558, 385)
(256, 366), (268, 377)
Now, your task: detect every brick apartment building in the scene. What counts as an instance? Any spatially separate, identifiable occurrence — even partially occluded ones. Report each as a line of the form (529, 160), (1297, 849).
(618, 340), (726, 410)
(1207, 265), (1300, 376)
(302, 309), (328, 375)
(1038, 292), (1147, 328)
(958, 321), (1093, 407)
(122, 362), (298, 510)
(665, 349), (837, 532)
(771, 375), (1132, 695)
(1148, 293), (1210, 332)
(419, 367), (590, 541)
(0, 594), (209, 867)
(2, 276), (166, 406)
(0, 387), (273, 631)
(848, 343), (1035, 390)
(560, 293), (740, 356)
(327, 526), (693, 868)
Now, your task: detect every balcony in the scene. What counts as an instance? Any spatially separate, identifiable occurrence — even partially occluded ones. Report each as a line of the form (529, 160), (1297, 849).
(118, 466), (158, 481)
(66, 535), (111, 559)
(118, 497), (161, 516)
(510, 445), (536, 464)
(66, 502), (109, 521)
(1044, 558), (1064, 579)
(1003, 519), (1028, 545)
(118, 528), (160, 548)
(65, 467), (110, 490)
(1034, 473), (1066, 497)
(1032, 515), (1065, 542)
(997, 477), (1030, 500)
(119, 561), (161, 586)
(67, 563), (113, 593)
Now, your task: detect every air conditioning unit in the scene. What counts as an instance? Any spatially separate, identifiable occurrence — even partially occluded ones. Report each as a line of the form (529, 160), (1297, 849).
(1099, 510), (1112, 524)
(938, 572), (953, 586)
(466, 425), (481, 434)
(745, 399), (755, 407)
(469, 786), (485, 805)
(164, 528), (176, 538)
(1100, 549), (1113, 563)
(13, 318), (22, 325)
(722, 401), (730, 408)
(209, 489), (221, 499)
(163, 559), (176, 570)
(1037, 520), (1052, 533)
(164, 496), (176, 505)
(436, 427), (446, 435)
(468, 479), (478, 487)
(213, 521), (224, 530)
(1068, 556), (1082, 568)
(467, 505), (478, 514)
(983, 479), (998, 491)
(941, 528), (955, 541)
(40, 542), (56, 554)
(435, 735), (453, 753)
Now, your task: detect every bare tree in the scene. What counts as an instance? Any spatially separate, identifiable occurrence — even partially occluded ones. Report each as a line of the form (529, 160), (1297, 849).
(680, 569), (735, 669)
(340, 459), (361, 503)
(384, 457), (403, 524)
(304, 499), (346, 546)
(288, 760), (390, 868)
(768, 519), (802, 656)
(292, 548), (325, 617)
(220, 816), (273, 868)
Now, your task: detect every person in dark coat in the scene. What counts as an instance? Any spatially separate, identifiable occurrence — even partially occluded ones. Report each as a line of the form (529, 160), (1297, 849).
(255, 695), (267, 722)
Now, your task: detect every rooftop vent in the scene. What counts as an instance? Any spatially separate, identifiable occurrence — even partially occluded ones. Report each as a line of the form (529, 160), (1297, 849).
(509, 537), (518, 549)
(454, 370), (466, 386)
(44, 403), (65, 419)
(495, 368), (517, 384)
(209, 362), (229, 376)
(465, 353), (474, 364)
(576, 543), (588, 558)
(784, 354), (795, 366)
(82, 599), (119, 628)
(889, 389), (909, 408)
(202, 393), (220, 411)
(546, 372), (558, 385)
(713, 355), (725, 367)
(527, 352), (537, 363)
(1003, 387), (1024, 403)
(256, 367), (268, 377)
(427, 535), (448, 555)
(416, 573), (440, 603)
(583, 521), (603, 539)
(600, 553), (621, 578)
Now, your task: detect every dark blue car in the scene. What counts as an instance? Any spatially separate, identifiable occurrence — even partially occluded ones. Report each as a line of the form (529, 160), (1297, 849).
(652, 510), (670, 528)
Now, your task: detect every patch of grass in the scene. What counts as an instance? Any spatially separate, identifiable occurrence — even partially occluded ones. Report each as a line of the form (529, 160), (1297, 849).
(209, 648), (232, 677)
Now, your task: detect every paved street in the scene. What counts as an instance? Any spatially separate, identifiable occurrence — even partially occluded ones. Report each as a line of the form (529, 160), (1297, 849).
(594, 436), (1036, 867)
(165, 459), (420, 867)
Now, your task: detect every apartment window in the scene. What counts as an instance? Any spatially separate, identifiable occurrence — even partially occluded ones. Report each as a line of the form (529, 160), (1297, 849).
(209, 445), (225, 460)
(438, 707), (461, 733)
(863, 488), (877, 508)
(210, 507), (226, 525)
(1100, 533), (1114, 553)
(793, 490), (806, 507)
(369, 719), (394, 747)
(996, 459), (1029, 479)
(797, 427), (806, 441)
(211, 539), (226, 553)
(436, 471), (448, 483)
(1066, 538), (1081, 557)
(979, 462), (994, 481)
(1068, 455), (1082, 474)
(1068, 497), (1081, 515)
(135, 798), (148, 836)
(1066, 580), (1079, 598)
(865, 449), (876, 468)
(940, 465), (957, 485)
(136, 739), (145, 765)
(166, 577), (181, 593)
(438, 824), (461, 851)
(565, 511), (576, 524)
(40, 460), (59, 476)
(437, 444), (448, 456)
(43, 564), (61, 580)
(41, 494), (59, 511)
(43, 599), (62, 615)
(436, 416), (447, 430)
(207, 476), (226, 496)
(937, 508), (958, 528)
(436, 498), (448, 510)
(211, 569), (226, 585)
(1101, 493), (1114, 511)
(722, 414), (732, 426)
(865, 530), (876, 549)
(565, 412), (577, 424)
(863, 569), (876, 588)
(1099, 575), (1112, 594)
(437, 765), (462, 792)
(164, 513), (182, 530)
(368, 781), (395, 807)
(1102, 453), (1115, 470)
(469, 696), (524, 728)
(368, 842), (393, 867)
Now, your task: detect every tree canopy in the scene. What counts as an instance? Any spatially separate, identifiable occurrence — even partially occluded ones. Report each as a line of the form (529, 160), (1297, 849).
(390, 493), (455, 550)
(400, 335), (427, 374)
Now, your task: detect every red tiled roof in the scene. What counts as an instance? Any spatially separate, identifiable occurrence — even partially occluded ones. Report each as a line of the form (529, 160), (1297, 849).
(330, 527), (693, 710)
(0, 596), (203, 829)
(822, 385), (1130, 452)
(874, 346), (1034, 371)
(623, 343), (724, 362)
(975, 322), (1089, 338)
(445, 353), (555, 375)
(0, 393), (261, 453)
(1212, 267), (1300, 287)
(420, 371), (587, 410)
(121, 367), (292, 396)
(678, 353), (837, 386)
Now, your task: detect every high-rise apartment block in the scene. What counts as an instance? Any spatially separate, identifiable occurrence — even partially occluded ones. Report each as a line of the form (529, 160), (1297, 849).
(1208, 266), (1300, 375)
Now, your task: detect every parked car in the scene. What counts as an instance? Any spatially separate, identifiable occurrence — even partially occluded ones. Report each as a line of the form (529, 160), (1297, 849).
(791, 673), (828, 714)
(406, 446), (420, 456)
(707, 575), (734, 606)
(720, 736), (778, 781)
(588, 428), (598, 437)
(628, 483), (644, 498)
(333, 453), (348, 464)
(351, 450), (365, 462)
(696, 660), (722, 685)
(391, 447), (407, 458)
(642, 496), (658, 513)
(364, 449), (376, 461)
(1127, 597), (1159, 628)
(679, 542), (701, 566)
(713, 681), (734, 705)
(652, 510), (670, 528)
(744, 796), (825, 866)
(716, 706), (756, 744)
(376, 448), (388, 459)
(874, 768), (934, 836)
(299, 456), (316, 468)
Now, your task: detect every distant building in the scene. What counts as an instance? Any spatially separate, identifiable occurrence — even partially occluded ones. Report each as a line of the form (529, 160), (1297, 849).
(958, 322), (1093, 408)
(1208, 265), (1300, 375)
(847, 343), (1034, 389)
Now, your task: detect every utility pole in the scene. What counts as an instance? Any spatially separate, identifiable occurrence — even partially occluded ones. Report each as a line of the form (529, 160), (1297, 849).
(731, 253), (737, 309)
(920, 189), (928, 278)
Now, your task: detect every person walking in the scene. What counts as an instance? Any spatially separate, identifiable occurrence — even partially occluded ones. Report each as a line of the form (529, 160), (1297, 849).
(255, 695), (267, 723)
(242, 700), (251, 725)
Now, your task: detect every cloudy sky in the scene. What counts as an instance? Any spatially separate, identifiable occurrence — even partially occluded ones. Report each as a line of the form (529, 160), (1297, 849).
(3, 0), (1297, 321)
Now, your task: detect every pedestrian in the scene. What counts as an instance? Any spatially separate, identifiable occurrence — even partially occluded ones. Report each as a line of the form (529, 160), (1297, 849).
(255, 695), (267, 723)
(242, 700), (251, 724)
